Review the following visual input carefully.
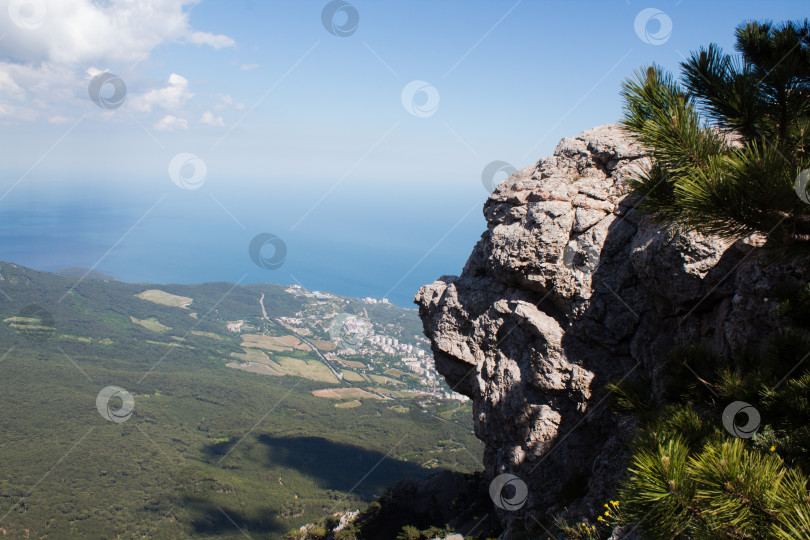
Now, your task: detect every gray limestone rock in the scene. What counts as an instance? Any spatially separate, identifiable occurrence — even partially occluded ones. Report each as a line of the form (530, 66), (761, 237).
(414, 124), (810, 537)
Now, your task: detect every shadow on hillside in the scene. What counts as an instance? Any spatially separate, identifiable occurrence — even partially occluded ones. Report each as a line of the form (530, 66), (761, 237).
(219, 434), (437, 498)
(257, 435), (435, 496)
(184, 496), (285, 536)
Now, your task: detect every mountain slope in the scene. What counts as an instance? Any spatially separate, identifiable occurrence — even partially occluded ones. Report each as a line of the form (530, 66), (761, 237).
(0, 262), (481, 539)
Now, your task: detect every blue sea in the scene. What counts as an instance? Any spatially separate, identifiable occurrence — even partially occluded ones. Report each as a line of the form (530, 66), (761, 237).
(0, 175), (488, 307)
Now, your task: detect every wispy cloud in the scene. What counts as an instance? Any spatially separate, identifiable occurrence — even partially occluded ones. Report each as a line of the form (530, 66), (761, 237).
(201, 110), (225, 127)
(188, 30), (235, 49)
(154, 114), (188, 131)
(130, 73), (194, 113)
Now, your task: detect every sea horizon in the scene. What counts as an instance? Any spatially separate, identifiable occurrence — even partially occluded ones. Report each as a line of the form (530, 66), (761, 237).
(0, 175), (489, 308)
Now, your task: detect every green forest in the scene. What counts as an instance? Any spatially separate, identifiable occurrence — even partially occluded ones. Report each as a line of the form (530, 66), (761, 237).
(0, 263), (481, 538)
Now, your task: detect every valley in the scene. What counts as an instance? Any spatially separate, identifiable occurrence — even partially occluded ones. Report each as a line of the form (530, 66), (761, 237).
(0, 262), (482, 539)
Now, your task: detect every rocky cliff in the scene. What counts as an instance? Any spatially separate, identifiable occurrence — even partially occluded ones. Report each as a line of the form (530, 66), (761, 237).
(415, 125), (810, 537)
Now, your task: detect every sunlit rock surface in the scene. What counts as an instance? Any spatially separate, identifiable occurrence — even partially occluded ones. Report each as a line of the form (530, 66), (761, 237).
(415, 125), (810, 537)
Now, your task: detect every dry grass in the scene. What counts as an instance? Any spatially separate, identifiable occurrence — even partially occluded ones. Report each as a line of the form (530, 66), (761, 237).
(131, 316), (171, 333)
(226, 362), (284, 376)
(341, 370), (367, 383)
(335, 400), (362, 409)
(310, 339), (337, 351)
(368, 374), (404, 387)
(311, 387), (382, 400)
(4, 316), (54, 334)
(339, 360), (366, 369)
(288, 327), (312, 336)
(241, 334), (309, 352)
(369, 387), (405, 398)
(136, 289), (193, 308)
(275, 356), (339, 383)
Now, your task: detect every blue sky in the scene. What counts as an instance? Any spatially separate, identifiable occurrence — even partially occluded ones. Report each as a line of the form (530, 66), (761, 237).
(0, 0), (808, 305)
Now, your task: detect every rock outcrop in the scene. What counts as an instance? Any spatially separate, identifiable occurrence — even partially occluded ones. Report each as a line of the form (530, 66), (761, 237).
(415, 125), (810, 537)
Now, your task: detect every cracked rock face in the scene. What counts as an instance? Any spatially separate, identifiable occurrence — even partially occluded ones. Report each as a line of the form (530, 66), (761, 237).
(414, 125), (810, 537)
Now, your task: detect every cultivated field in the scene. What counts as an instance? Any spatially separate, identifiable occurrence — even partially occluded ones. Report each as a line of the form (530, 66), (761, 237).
(341, 370), (367, 383)
(135, 289), (193, 308)
(335, 400), (362, 408)
(226, 361), (284, 376)
(369, 374), (404, 386)
(275, 356), (339, 383)
(311, 387), (383, 400)
(310, 339), (337, 351)
(339, 360), (366, 369)
(241, 334), (310, 352)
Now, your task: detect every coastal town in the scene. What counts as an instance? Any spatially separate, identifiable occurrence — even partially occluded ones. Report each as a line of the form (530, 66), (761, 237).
(224, 285), (468, 402)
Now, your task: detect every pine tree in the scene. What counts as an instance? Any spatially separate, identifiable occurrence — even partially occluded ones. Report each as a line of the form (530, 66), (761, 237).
(621, 20), (810, 251)
(620, 436), (810, 538)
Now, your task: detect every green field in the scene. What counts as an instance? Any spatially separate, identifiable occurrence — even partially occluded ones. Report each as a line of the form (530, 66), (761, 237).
(131, 315), (172, 333)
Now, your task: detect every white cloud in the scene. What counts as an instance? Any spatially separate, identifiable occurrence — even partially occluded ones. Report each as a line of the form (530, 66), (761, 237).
(154, 114), (188, 131)
(130, 73), (194, 113)
(0, 0), (234, 121)
(201, 110), (225, 127)
(188, 31), (236, 49)
(240, 64), (260, 71)
(0, 0), (235, 66)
